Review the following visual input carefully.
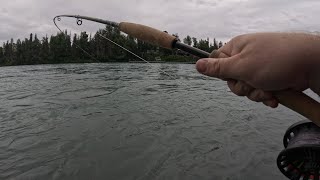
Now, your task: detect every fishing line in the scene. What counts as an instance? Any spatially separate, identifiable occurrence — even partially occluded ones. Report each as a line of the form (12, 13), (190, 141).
(53, 16), (279, 147)
(54, 17), (99, 62)
(96, 33), (186, 83)
(54, 16), (187, 85)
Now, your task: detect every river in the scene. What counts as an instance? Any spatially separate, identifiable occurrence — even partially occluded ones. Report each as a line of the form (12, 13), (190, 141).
(0, 63), (317, 180)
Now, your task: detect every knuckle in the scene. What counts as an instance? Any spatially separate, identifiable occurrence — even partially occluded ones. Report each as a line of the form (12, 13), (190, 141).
(207, 60), (221, 78)
(234, 83), (247, 96)
(234, 81), (253, 96)
(228, 81), (242, 96)
(247, 90), (261, 102)
(231, 89), (244, 96)
(233, 89), (245, 96)
(209, 50), (221, 58)
(242, 84), (251, 93)
(248, 89), (272, 102)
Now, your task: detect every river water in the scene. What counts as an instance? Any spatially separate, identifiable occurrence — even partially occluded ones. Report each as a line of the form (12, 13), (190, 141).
(0, 63), (317, 180)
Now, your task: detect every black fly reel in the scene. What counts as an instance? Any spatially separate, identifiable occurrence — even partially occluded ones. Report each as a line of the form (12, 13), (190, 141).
(277, 120), (320, 180)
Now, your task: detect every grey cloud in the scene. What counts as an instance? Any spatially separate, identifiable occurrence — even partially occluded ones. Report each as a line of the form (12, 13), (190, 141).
(1, 0), (320, 44)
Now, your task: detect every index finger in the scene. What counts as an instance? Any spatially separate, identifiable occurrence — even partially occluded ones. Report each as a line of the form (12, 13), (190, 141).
(209, 49), (233, 81)
(210, 49), (230, 58)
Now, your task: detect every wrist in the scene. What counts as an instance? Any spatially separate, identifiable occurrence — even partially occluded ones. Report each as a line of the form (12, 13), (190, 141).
(304, 34), (320, 92)
(296, 33), (320, 71)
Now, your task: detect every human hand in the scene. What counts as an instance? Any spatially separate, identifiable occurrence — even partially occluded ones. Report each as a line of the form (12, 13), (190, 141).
(196, 32), (320, 108)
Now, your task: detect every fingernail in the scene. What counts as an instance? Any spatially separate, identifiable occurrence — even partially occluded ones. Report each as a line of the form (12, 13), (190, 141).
(196, 59), (208, 73)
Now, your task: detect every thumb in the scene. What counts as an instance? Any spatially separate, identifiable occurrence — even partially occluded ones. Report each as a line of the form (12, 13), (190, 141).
(196, 55), (239, 79)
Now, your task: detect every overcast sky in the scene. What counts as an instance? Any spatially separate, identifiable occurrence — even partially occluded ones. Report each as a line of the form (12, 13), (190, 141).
(1, 0), (320, 44)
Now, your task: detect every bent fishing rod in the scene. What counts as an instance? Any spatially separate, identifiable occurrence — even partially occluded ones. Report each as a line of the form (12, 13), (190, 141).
(53, 15), (320, 126)
(54, 15), (209, 58)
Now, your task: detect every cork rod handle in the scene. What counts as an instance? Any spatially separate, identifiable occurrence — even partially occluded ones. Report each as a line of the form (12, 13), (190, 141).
(119, 22), (177, 49)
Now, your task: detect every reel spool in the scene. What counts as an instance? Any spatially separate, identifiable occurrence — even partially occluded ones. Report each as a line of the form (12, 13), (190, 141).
(277, 120), (320, 180)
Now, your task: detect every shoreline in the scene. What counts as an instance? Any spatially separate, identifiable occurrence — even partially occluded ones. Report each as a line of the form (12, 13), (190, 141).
(0, 61), (197, 68)
(128, 61), (196, 64)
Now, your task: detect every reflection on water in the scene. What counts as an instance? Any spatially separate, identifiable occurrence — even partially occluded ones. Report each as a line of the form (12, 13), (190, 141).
(0, 63), (311, 180)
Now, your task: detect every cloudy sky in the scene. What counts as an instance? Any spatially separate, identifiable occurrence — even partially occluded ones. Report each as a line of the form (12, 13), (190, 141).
(1, 0), (320, 44)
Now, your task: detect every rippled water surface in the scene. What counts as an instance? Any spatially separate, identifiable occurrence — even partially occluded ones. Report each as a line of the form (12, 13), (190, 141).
(0, 63), (316, 180)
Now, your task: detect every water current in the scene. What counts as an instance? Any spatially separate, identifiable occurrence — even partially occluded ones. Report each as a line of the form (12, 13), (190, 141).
(1, 63), (318, 180)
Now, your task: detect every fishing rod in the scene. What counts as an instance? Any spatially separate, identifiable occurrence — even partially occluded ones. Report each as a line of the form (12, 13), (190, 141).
(53, 15), (320, 127)
(54, 15), (209, 58)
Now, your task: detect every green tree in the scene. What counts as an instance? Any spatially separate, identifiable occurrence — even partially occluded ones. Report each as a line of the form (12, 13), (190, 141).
(15, 39), (23, 65)
(50, 31), (72, 63)
(31, 34), (41, 64)
(0, 47), (4, 64)
(71, 33), (79, 61)
(183, 35), (192, 46)
(213, 38), (219, 50)
(197, 38), (210, 52)
(25, 34), (33, 64)
(3, 41), (12, 65)
(78, 31), (90, 61)
(192, 37), (198, 47)
(40, 36), (50, 64)
(123, 35), (138, 60)
(0, 28), (224, 65)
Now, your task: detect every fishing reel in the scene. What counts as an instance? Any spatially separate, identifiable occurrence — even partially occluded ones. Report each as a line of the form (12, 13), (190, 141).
(277, 120), (320, 180)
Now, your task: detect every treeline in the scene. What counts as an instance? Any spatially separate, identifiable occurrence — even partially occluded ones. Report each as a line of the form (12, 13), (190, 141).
(0, 26), (224, 66)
